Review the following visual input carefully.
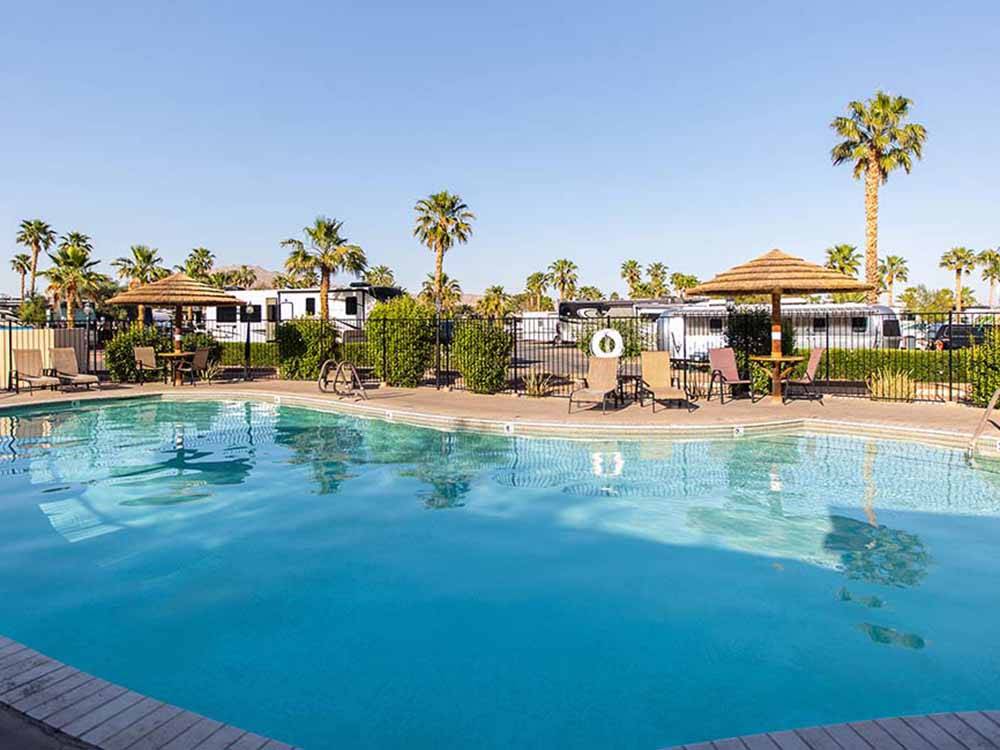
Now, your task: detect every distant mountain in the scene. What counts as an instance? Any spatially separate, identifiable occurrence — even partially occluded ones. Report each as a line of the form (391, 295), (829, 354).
(215, 265), (278, 289)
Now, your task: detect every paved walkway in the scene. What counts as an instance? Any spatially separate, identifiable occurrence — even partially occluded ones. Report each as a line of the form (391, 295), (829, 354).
(666, 711), (1000, 750)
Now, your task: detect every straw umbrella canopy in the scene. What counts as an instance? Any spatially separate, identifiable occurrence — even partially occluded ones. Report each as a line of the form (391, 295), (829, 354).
(688, 249), (873, 400)
(108, 272), (244, 352)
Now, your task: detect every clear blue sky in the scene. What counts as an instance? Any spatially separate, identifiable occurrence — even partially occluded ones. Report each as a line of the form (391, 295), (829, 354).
(2, 1), (998, 299)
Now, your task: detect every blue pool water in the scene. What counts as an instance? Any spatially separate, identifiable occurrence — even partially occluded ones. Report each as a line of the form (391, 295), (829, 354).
(2, 399), (1000, 749)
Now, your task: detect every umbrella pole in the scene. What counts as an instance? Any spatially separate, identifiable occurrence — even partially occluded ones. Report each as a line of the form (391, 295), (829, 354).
(771, 291), (782, 402)
(173, 305), (183, 353)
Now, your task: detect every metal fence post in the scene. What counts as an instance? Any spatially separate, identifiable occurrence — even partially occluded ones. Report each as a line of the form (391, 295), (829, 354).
(948, 310), (953, 401)
(825, 312), (830, 382)
(381, 317), (388, 382)
(434, 314), (441, 389)
(244, 319), (252, 381)
(6, 320), (11, 391)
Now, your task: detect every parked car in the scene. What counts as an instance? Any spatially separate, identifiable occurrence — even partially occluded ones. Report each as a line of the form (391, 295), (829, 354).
(930, 323), (993, 350)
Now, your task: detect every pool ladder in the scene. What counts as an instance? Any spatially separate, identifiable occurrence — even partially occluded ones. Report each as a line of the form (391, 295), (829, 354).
(967, 385), (1000, 458)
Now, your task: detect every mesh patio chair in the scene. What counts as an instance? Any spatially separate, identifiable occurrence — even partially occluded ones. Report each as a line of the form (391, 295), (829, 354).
(783, 347), (825, 403)
(12, 349), (60, 394)
(639, 351), (695, 412)
(707, 347), (754, 404)
(133, 346), (167, 384)
(176, 347), (212, 385)
(50, 348), (100, 390)
(568, 356), (620, 413)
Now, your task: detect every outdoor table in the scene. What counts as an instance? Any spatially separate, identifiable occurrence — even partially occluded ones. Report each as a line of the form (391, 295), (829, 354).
(618, 373), (643, 403)
(750, 354), (805, 402)
(159, 351), (194, 387)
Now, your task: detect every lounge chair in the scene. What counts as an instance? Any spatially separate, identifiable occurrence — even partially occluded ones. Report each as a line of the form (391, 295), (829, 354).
(175, 347), (211, 385)
(133, 347), (167, 384)
(707, 347), (754, 404)
(50, 348), (100, 390)
(639, 351), (694, 412)
(568, 356), (620, 413)
(783, 347), (825, 403)
(12, 349), (60, 394)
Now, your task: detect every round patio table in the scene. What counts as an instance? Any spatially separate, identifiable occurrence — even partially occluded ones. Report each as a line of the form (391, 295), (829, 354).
(158, 351), (195, 387)
(750, 354), (804, 402)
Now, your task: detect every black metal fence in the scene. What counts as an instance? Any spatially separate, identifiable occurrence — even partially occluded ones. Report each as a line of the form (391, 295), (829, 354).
(6, 310), (1000, 405)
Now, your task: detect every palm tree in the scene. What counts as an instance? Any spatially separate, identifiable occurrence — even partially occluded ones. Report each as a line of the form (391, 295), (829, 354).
(939, 247), (978, 313)
(274, 270), (316, 289)
(647, 262), (669, 298)
(524, 271), (550, 310)
(59, 232), (93, 254)
(548, 259), (578, 300)
(477, 285), (510, 318)
(112, 245), (169, 322)
(176, 247), (215, 279)
(419, 273), (461, 310)
(282, 217), (367, 320)
(831, 91), (927, 303)
(43, 243), (103, 328)
(207, 270), (235, 289)
(978, 249), (1000, 308)
(877, 255), (909, 307)
(413, 191), (475, 306)
(577, 285), (604, 301)
(825, 244), (862, 277)
(10, 254), (31, 300)
(365, 265), (396, 287)
(230, 265), (257, 289)
(15, 219), (56, 296)
(620, 259), (642, 297)
(670, 272), (699, 299)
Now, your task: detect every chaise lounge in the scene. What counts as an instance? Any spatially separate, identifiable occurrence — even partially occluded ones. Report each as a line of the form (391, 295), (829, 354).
(639, 351), (695, 412)
(568, 356), (620, 413)
(50, 347), (100, 390)
(12, 349), (61, 394)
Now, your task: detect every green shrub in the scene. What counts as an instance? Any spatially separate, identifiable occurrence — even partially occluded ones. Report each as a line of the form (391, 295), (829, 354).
(815, 348), (961, 383)
(968, 329), (1000, 406)
(575, 318), (652, 358)
(180, 331), (222, 363)
(105, 323), (170, 382)
(725, 307), (796, 377)
(366, 296), (436, 387)
(275, 318), (338, 380)
(17, 295), (48, 325)
(452, 321), (513, 393)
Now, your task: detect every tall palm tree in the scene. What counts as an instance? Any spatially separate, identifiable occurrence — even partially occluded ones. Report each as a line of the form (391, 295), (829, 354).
(10, 254), (32, 300)
(419, 273), (461, 310)
(207, 270), (235, 289)
(413, 191), (475, 306)
(59, 232), (93, 254)
(831, 91), (927, 304)
(477, 285), (510, 318)
(978, 249), (1000, 308)
(939, 247), (978, 313)
(44, 243), (103, 328)
(525, 271), (550, 311)
(176, 247), (215, 279)
(274, 270), (317, 289)
(647, 262), (669, 298)
(577, 285), (604, 301)
(112, 245), (169, 323)
(282, 217), (367, 320)
(548, 259), (578, 300)
(670, 272), (699, 299)
(825, 244), (862, 277)
(877, 255), (909, 306)
(15, 219), (56, 296)
(620, 259), (642, 297)
(365, 265), (396, 287)
(230, 265), (257, 289)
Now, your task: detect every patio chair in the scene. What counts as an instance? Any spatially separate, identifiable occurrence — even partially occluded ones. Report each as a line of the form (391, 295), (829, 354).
(50, 348), (100, 390)
(568, 356), (620, 413)
(133, 346), (167, 384)
(639, 351), (694, 412)
(12, 349), (60, 394)
(707, 347), (754, 404)
(783, 347), (825, 403)
(176, 347), (212, 385)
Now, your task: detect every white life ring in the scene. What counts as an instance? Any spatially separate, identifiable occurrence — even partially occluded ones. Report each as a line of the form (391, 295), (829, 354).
(590, 328), (624, 358)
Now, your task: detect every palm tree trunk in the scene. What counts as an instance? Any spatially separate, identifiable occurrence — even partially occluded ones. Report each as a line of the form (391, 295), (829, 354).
(66, 292), (76, 329)
(434, 246), (444, 307)
(320, 269), (330, 320)
(29, 244), (39, 297)
(864, 156), (880, 305)
(19, 274), (25, 301)
(955, 271), (963, 314)
(887, 279), (894, 307)
(991, 281), (996, 308)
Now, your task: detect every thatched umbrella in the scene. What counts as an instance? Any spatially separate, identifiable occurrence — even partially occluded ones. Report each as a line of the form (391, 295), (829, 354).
(688, 249), (873, 400)
(107, 273), (244, 352)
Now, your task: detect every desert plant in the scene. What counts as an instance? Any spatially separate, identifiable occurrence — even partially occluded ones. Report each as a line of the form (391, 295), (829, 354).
(452, 320), (513, 394)
(366, 296), (436, 387)
(275, 318), (338, 380)
(866, 367), (917, 401)
(106, 323), (170, 382)
(524, 371), (553, 398)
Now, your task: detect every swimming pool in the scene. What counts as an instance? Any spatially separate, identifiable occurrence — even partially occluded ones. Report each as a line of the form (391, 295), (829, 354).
(2, 398), (999, 749)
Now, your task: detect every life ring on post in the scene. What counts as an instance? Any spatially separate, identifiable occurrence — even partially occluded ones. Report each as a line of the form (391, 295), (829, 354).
(590, 328), (624, 358)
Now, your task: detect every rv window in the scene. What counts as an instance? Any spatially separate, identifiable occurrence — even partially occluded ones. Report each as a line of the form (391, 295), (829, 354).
(812, 317), (827, 332)
(851, 317), (867, 333)
(709, 317), (723, 332)
(305, 297), (316, 315)
(882, 319), (901, 337)
(241, 306), (262, 323)
(345, 296), (358, 316)
(266, 304), (278, 323)
(216, 306), (238, 323)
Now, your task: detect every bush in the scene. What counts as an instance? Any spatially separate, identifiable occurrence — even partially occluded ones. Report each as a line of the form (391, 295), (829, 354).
(452, 321), (513, 393)
(275, 318), (338, 380)
(968, 329), (1000, 406)
(816, 348), (960, 383)
(17, 295), (48, 325)
(366, 297), (436, 387)
(180, 331), (222, 363)
(105, 323), (170, 382)
(725, 307), (796, 378)
(866, 367), (917, 402)
(575, 318), (652, 358)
